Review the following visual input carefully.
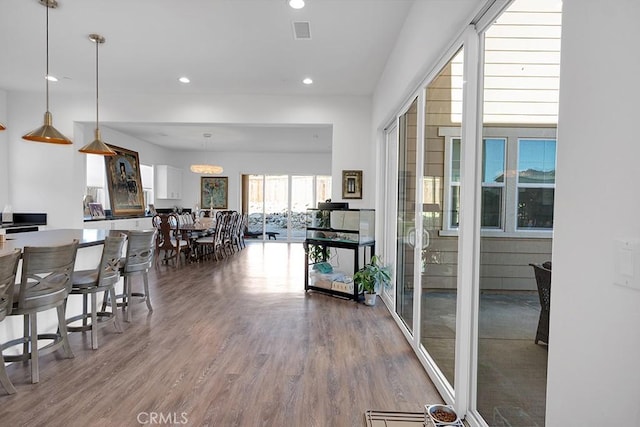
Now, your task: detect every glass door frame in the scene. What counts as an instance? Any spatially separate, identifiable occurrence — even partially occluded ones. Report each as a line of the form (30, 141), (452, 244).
(378, 25), (484, 422)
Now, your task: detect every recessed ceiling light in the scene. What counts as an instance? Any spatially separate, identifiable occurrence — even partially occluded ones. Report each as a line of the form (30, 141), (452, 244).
(178, 76), (190, 84)
(45, 74), (58, 82)
(302, 77), (313, 85)
(289, 0), (305, 9)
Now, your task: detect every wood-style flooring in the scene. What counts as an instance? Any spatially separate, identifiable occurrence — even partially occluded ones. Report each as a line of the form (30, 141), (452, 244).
(0, 242), (442, 427)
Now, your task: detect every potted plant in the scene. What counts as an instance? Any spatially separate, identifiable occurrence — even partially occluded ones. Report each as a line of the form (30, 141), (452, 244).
(353, 255), (391, 306)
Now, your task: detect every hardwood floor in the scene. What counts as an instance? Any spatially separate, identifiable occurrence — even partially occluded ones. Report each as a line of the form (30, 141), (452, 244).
(0, 242), (442, 426)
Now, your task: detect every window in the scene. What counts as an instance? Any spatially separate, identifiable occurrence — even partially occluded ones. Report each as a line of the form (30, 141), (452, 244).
(517, 139), (556, 229)
(481, 138), (506, 228)
(444, 128), (556, 233)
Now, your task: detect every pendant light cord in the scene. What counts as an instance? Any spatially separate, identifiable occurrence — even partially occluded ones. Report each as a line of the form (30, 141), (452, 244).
(95, 36), (99, 128)
(45, 1), (50, 112)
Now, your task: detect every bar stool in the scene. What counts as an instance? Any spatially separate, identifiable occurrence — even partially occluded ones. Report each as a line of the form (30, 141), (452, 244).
(66, 234), (127, 349)
(112, 230), (155, 322)
(3, 240), (79, 384)
(0, 249), (22, 394)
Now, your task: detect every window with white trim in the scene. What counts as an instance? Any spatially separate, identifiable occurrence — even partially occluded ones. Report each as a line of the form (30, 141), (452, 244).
(443, 127), (556, 234)
(516, 138), (556, 229)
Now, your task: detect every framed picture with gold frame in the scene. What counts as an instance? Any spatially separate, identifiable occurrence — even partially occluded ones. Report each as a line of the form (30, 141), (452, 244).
(342, 170), (363, 199)
(104, 145), (146, 216)
(201, 176), (228, 209)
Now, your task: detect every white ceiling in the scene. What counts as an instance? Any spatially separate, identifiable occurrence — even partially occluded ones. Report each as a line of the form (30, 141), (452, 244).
(0, 0), (414, 152)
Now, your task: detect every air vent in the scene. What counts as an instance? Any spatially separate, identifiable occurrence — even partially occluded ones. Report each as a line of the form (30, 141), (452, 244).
(292, 21), (311, 40)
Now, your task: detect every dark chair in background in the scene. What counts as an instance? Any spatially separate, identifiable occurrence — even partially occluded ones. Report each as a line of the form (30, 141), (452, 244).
(529, 262), (551, 345)
(153, 213), (189, 267)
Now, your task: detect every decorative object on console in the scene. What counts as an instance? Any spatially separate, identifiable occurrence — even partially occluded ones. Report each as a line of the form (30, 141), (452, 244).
(104, 145), (145, 216)
(88, 203), (105, 219)
(342, 170), (363, 199)
(201, 177), (228, 209)
(78, 33), (116, 156)
(22, 0), (72, 145)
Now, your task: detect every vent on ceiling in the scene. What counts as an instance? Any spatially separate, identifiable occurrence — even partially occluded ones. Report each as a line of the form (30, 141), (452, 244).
(292, 21), (311, 40)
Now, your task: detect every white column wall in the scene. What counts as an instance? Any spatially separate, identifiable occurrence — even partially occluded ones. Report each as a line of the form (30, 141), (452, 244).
(547, 1), (640, 424)
(0, 89), (8, 207)
(4, 91), (366, 228)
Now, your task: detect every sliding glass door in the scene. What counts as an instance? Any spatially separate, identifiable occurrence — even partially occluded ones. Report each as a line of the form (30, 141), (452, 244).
(476, 2), (560, 425)
(419, 47), (464, 389)
(243, 174), (331, 241)
(395, 98), (419, 333)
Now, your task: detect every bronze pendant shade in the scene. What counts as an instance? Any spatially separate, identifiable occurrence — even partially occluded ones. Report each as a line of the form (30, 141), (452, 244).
(78, 33), (116, 156)
(22, 0), (72, 145)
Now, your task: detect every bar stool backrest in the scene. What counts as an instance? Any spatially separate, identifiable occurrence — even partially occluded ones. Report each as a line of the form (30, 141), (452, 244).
(17, 240), (79, 312)
(123, 230), (156, 274)
(99, 234), (127, 288)
(0, 250), (21, 321)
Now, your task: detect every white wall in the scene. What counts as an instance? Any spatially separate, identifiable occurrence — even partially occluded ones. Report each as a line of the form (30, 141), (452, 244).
(0, 89), (8, 206)
(547, 1), (640, 424)
(3, 91), (366, 228)
(372, 0), (481, 129)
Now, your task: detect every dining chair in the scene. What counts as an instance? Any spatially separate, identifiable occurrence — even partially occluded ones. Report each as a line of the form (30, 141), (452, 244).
(66, 234), (127, 349)
(3, 240), (79, 384)
(0, 249), (22, 393)
(155, 213), (189, 267)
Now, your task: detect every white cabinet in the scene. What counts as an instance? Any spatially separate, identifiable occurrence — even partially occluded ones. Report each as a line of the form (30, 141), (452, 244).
(155, 165), (183, 199)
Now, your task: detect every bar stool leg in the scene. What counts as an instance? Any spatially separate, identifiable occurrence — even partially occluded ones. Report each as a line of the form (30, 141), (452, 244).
(125, 276), (132, 322)
(0, 361), (16, 394)
(110, 287), (123, 333)
(30, 313), (38, 384)
(91, 292), (98, 350)
(143, 273), (153, 313)
(56, 305), (74, 359)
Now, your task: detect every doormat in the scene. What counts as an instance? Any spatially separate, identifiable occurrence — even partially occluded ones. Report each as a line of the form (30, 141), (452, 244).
(363, 410), (425, 427)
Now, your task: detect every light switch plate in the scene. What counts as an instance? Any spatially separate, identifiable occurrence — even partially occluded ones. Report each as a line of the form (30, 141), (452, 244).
(614, 239), (640, 290)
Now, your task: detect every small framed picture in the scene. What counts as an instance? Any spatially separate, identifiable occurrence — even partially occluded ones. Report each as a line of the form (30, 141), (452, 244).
(342, 170), (363, 199)
(88, 202), (106, 219)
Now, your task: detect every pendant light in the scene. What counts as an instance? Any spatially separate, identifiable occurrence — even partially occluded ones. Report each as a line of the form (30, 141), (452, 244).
(0, 123), (5, 131)
(190, 133), (223, 174)
(78, 33), (116, 155)
(190, 164), (224, 174)
(22, 0), (72, 145)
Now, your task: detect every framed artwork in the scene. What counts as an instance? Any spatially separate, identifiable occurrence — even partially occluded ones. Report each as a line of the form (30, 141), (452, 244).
(201, 177), (228, 209)
(88, 202), (105, 219)
(104, 145), (146, 217)
(342, 170), (363, 199)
